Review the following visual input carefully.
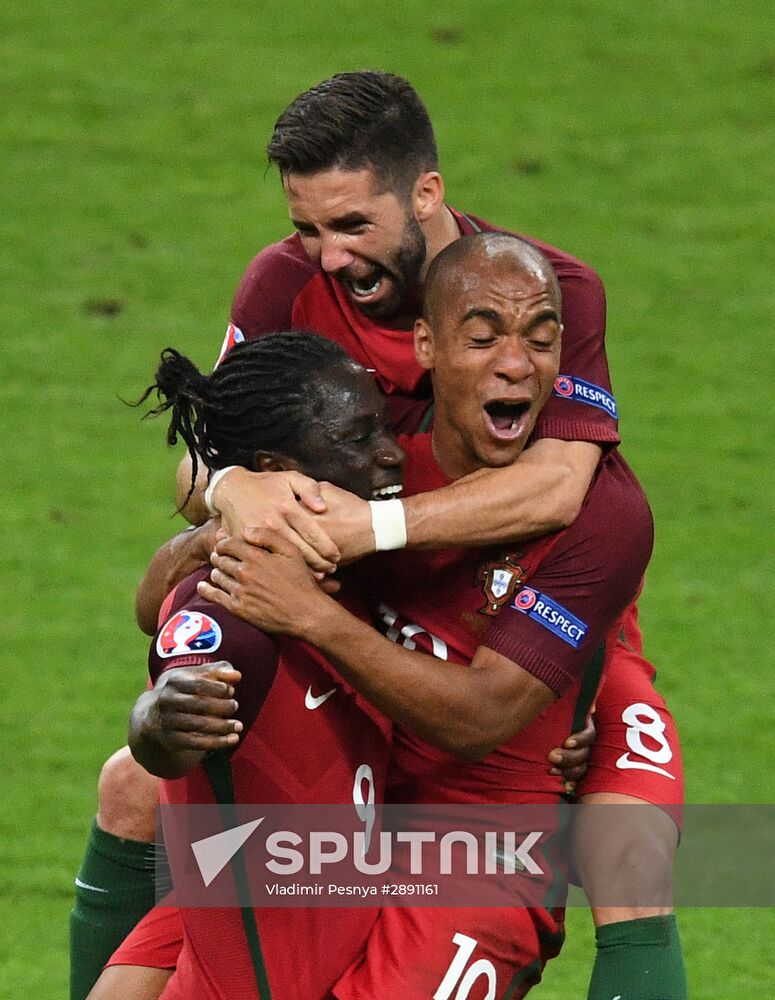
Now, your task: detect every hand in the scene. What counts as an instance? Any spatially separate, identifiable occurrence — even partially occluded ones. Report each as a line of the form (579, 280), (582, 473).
(137, 662), (243, 752)
(312, 482), (375, 563)
(135, 519), (224, 636)
(547, 717), (596, 793)
(212, 468), (340, 574)
(197, 530), (332, 638)
(166, 518), (222, 586)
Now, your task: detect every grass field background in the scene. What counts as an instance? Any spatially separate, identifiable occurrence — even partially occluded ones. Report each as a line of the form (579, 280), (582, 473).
(2, 1), (774, 996)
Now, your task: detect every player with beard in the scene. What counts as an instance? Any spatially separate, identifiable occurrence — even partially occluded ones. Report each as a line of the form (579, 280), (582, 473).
(199, 234), (679, 998)
(73, 73), (684, 1000)
(189, 74), (685, 998)
(92, 238), (674, 1000)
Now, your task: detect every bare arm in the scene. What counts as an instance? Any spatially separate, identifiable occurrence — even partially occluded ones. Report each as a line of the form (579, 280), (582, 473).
(403, 439), (601, 548)
(175, 452), (210, 525)
(300, 600), (555, 760)
(220, 439), (602, 565)
(198, 536), (556, 760)
(128, 663), (242, 778)
(135, 521), (221, 635)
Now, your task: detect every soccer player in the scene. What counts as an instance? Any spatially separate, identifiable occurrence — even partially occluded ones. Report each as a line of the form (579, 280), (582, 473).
(93, 331), (401, 999)
(99, 237), (660, 1000)
(187, 71), (684, 996)
(73, 72), (684, 999)
(199, 233), (675, 998)
(92, 237), (679, 1000)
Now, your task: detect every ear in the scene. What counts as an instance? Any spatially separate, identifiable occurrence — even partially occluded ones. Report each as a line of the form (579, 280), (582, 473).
(253, 451), (302, 473)
(412, 171), (445, 223)
(414, 317), (436, 371)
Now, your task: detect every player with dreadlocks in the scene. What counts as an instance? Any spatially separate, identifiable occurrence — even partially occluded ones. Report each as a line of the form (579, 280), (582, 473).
(138, 333), (399, 510)
(91, 237), (670, 1000)
(77, 327), (587, 1000)
(86, 331), (400, 1000)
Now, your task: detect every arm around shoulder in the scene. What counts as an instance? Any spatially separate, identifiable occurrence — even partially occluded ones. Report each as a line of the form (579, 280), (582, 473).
(303, 600), (557, 759)
(135, 521), (220, 635)
(403, 439), (602, 549)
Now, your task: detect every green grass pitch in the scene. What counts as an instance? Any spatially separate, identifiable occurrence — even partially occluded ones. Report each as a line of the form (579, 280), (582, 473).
(2, 1), (773, 996)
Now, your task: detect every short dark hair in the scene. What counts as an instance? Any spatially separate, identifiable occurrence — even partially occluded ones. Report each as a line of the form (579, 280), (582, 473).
(136, 333), (355, 507)
(267, 71), (439, 196)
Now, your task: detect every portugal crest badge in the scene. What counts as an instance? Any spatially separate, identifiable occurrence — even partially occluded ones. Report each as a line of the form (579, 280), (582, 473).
(477, 553), (526, 616)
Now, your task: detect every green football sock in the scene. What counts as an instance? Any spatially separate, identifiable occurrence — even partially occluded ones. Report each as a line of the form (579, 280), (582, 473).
(587, 915), (687, 1000)
(69, 820), (161, 1000)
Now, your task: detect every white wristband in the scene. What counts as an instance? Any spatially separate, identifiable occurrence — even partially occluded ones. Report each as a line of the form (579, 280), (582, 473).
(368, 498), (407, 551)
(204, 465), (240, 516)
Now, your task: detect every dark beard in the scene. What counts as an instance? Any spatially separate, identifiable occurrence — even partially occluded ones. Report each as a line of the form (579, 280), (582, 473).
(358, 214), (427, 321)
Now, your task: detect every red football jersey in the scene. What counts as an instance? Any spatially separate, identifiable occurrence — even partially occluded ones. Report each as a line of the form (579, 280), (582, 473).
(150, 570), (391, 999)
(223, 209), (619, 445)
(349, 434), (653, 807)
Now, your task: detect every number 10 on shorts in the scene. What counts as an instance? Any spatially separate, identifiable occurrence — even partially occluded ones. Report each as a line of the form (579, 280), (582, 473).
(434, 933), (498, 1000)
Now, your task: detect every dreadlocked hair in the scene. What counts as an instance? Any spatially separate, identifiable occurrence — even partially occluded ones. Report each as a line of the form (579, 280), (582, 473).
(135, 348), (211, 508)
(137, 333), (354, 509)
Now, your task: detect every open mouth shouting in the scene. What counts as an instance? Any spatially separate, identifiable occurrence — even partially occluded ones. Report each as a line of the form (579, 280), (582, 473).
(340, 265), (393, 306)
(483, 399), (533, 441)
(348, 270), (383, 299)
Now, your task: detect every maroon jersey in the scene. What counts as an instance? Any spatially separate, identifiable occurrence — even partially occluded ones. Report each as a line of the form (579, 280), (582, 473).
(220, 211), (683, 814)
(150, 570), (391, 1000)
(334, 436), (650, 1000)
(350, 434), (653, 807)
(222, 209), (618, 443)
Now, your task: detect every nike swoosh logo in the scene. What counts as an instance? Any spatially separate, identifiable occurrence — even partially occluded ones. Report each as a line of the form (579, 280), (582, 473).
(75, 877), (108, 893)
(616, 752), (675, 779)
(305, 685), (337, 710)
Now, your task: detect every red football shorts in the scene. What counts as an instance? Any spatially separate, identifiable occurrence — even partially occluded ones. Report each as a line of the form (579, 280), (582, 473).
(333, 904), (564, 1000)
(107, 904), (181, 970)
(582, 603), (684, 820)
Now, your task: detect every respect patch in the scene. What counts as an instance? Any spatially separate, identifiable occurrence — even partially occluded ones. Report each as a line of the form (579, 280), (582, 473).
(553, 375), (618, 418)
(511, 587), (588, 648)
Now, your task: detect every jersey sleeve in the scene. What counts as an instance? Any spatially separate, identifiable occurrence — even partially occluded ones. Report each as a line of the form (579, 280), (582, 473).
(216, 235), (318, 365)
(482, 452), (652, 694)
(529, 243), (620, 447)
(149, 567), (279, 731)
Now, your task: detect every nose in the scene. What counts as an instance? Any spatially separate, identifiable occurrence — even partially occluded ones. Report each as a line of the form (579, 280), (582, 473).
(376, 433), (405, 469)
(494, 336), (534, 383)
(319, 233), (355, 274)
